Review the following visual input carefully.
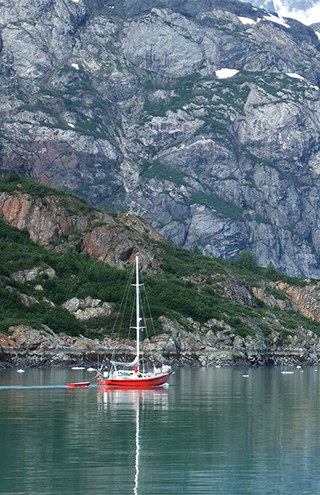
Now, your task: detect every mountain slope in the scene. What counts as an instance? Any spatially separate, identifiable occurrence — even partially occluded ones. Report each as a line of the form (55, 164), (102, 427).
(2, 175), (320, 366)
(2, 0), (320, 277)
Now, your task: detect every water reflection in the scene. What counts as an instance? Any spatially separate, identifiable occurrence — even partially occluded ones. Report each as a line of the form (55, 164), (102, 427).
(2, 367), (320, 494)
(97, 386), (169, 495)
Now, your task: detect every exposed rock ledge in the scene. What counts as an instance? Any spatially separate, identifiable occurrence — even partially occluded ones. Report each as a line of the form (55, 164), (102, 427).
(1, 322), (320, 369)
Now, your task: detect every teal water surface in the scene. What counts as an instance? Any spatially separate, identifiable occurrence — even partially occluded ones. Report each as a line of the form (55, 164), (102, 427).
(0, 366), (320, 494)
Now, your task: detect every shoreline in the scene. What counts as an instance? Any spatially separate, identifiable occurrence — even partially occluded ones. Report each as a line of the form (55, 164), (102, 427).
(2, 324), (320, 369)
(1, 347), (319, 369)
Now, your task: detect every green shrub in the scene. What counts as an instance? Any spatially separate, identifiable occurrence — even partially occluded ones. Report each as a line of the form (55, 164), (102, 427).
(233, 251), (259, 272)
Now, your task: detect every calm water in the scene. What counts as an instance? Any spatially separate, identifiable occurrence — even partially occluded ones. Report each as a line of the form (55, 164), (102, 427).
(0, 366), (320, 494)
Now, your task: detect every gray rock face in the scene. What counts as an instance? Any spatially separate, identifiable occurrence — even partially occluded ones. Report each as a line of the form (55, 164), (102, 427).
(2, 0), (320, 276)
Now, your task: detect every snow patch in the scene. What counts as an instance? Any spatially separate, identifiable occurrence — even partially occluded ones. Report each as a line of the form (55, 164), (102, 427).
(216, 68), (239, 79)
(286, 72), (319, 90)
(286, 72), (305, 81)
(272, 2), (320, 26)
(263, 13), (291, 28)
(238, 16), (257, 25)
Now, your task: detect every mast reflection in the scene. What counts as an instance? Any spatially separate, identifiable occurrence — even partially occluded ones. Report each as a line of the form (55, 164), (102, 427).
(97, 386), (169, 494)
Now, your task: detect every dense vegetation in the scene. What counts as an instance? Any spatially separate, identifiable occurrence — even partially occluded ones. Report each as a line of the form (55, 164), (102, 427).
(1, 175), (320, 341)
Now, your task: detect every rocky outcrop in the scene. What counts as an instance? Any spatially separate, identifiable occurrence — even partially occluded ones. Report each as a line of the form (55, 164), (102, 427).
(2, 0), (320, 277)
(11, 265), (56, 283)
(3, 325), (68, 351)
(0, 189), (164, 271)
(0, 192), (92, 245)
(62, 297), (113, 321)
(275, 281), (320, 320)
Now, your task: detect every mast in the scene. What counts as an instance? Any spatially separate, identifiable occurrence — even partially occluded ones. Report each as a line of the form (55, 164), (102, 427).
(135, 255), (140, 368)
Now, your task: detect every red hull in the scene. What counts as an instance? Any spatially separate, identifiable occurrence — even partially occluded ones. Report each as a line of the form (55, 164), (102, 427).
(98, 371), (173, 389)
(67, 381), (91, 388)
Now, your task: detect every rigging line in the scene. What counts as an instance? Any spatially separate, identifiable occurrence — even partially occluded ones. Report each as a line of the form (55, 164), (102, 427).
(139, 272), (156, 372)
(108, 263), (135, 364)
(115, 268), (134, 335)
(128, 296), (135, 340)
(140, 295), (150, 347)
(138, 270), (147, 336)
(140, 271), (156, 340)
(139, 272), (166, 371)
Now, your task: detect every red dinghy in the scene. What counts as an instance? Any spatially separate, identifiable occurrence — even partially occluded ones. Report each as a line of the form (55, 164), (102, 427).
(67, 382), (91, 388)
(97, 255), (173, 389)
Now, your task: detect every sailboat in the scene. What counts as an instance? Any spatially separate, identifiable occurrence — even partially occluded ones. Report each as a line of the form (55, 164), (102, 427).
(97, 255), (173, 388)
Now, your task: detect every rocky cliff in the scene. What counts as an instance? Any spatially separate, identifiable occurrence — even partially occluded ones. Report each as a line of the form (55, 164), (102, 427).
(0, 179), (164, 272)
(2, 0), (320, 277)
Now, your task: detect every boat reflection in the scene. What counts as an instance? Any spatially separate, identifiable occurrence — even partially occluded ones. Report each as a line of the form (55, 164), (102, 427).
(97, 386), (169, 495)
(97, 384), (169, 410)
